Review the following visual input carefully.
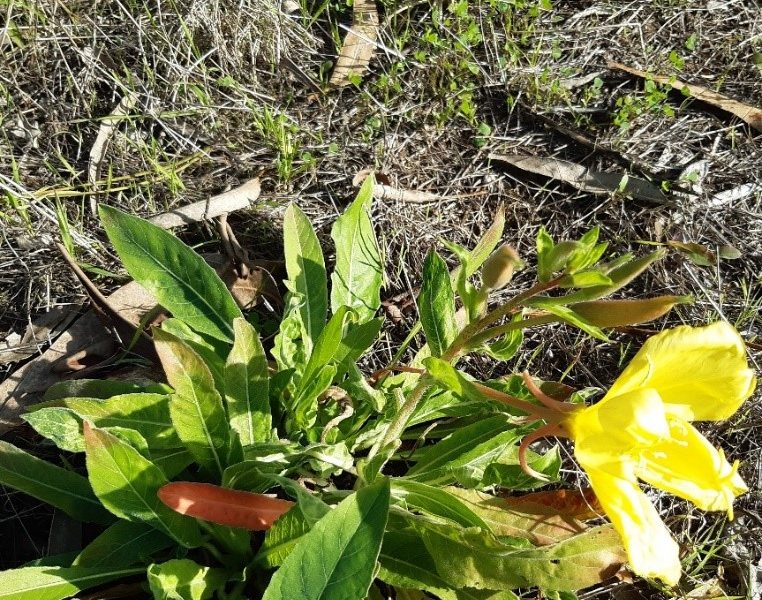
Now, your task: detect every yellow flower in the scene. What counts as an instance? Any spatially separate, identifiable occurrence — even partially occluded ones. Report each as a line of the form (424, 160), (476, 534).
(562, 322), (756, 586)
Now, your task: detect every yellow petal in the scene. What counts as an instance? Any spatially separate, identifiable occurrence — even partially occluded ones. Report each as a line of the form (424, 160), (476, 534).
(635, 417), (748, 516)
(587, 466), (682, 586)
(566, 388), (669, 473)
(605, 322), (756, 421)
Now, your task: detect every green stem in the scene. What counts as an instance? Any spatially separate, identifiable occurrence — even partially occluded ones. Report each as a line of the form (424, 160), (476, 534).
(367, 278), (562, 472)
(466, 314), (556, 349)
(367, 376), (430, 464)
(201, 540), (226, 565)
(442, 277), (562, 362)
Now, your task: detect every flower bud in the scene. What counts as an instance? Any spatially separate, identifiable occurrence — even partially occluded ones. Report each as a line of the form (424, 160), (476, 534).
(570, 295), (692, 328)
(481, 244), (522, 290)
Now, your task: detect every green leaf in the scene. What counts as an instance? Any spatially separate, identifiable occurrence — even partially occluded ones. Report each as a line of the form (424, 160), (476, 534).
(147, 559), (230, 600)
(330, 175), (383, 323)
(22, 408), (84, 452)
(272, 291), (309, 375)
(390, 480), (488, 528)
(334, 318), (383, 376)
(378, 528), (457, 599)
(405, 416), (520, 484)
(558, 271), (613, 289)
(545, 241), (583, 276)
(256, 502), (324, 568)
(289, 364), (337, 432)
(283, 203), (327, 346)
(343, 363), (386, 414)
(225, 317), (271, 446)
(160, 318), (228, 395)
(262, 473), (332, 524)
(423, 357), (484, 404)
(541, 249), (667, 306)
(408, 389), (497, 427)
(84, 424), (202, 547)
(418, 522), (626, 591)
(419, 251), (457, 357)
(444, 487), (585, 545)
(73, 520), (174, 567)
(99, 204), (242, 342)
(532, 303), (608, 341)
(23, 552), (80, 568)
(43, 379), (158, 402)
(0, 440), (112, 525)
(152, 448), (194, 479)
(36, 393), (179, 451)
(481, 445), (562, 490)
(262, 478), (390, 600)
(481, 327), (522, 361)
(154, 329), (235, 478)
(380, 515), (521, 600)
(299, 305), (351, 387)
(464, 204), (505, 278)
(0, 565), (144, 600)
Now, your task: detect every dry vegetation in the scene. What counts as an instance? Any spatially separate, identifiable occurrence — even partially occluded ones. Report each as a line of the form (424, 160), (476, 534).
(1, 0), (761, 596)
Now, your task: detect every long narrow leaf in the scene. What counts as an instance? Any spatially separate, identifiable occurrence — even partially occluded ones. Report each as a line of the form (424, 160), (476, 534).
(283, 203), (327, 345)
(330, 175), (383, 323)
(418, 251), (457, 357)
(99, 204), (241, 342)
(27, 393), (179, 452)
(0, 565), (144, 600)
(158, 481), (293, 530)
(74, 520), (174, 567)
(84, 423), (202, 547)
(225, 318), (271, 446)
(262, 478), (390, 600)
(0, 441), (112, 524)
(154, 328), (233, 478)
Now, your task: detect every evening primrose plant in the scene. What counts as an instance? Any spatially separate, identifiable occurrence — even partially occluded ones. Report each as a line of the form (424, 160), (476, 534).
(0, 176), (755, 599)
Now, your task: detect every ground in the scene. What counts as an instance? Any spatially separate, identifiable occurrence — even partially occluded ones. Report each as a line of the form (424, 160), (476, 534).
(1, 0), (761, 597)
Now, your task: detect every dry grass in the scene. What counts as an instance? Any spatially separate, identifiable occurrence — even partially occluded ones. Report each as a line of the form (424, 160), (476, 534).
(1, 0), (761, 594)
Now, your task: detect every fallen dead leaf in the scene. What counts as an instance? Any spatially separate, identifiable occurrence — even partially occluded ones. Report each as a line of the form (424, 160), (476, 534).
(667, 240), (741, 267)
(353, 170), (442, 203)
(329, 0), (378, 88)
(489, 153), (669, 204)
(608, 61), (762, 132)
(57, 243), (157, 361)
(709, 182), (762, 208)
(0, 306), (77, 365)
(0, 280), (157, 435)
(149, 178), (261, 228)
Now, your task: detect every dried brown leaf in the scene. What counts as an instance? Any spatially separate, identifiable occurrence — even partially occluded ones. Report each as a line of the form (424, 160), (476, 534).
(489, 153), (669, 204)
(329, 0), (378, 88)
(353, 170), (441, 203)
(0, 281), (157, 435)
(608, 61), (762, 132)
(88, 93), (138, 189)
(0, 306), (77, 365)
(148, 178), (261, 228)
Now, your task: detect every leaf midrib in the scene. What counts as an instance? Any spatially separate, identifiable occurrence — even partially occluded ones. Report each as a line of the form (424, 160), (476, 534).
(91, 433), (180, 542)
(174, 358), (224, 478)
(118, 221), (236, 339)
(7, 566), (144, 594)
(0, 464), (102, 508)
